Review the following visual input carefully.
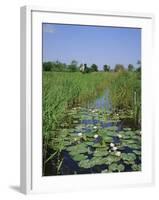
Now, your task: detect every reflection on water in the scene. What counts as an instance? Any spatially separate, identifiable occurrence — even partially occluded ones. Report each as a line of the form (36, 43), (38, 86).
(87, 90), (112, 110)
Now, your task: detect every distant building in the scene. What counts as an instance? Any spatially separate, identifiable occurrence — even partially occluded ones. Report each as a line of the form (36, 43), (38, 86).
(79, 64), (85, 72)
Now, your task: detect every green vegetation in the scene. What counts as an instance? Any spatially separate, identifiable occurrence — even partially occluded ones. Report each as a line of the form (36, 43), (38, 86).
(43, 72), (112, 133)
(103, 64), (110, 72)
(46, 107), (141, 174)
(43, 60), (141, 73)
(109, 71), (141, 127)
(43, 68), (141, 175)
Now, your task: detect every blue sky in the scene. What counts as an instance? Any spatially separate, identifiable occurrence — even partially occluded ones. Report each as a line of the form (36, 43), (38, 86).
(42, 23), (141, 70)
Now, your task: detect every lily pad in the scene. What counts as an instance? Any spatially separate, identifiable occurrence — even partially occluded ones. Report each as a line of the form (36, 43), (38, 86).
(93, 149), (109, 157)
(123, 128), (132, 131)
(124, 143), (140, 149)
(84, 141), (94, 146)
(78, 159), (91, 168)
(108, 163), (125, 172)
(104, 154), (121, 165)
(105, 126), (118, 131)
(72, 154), (88, 162)
(133, 150), (141, 156)
(66, 143), (88, 155)
(132, 164), (141, 171)
(89, 157), (107, 167)
(121, 153), (136, 164)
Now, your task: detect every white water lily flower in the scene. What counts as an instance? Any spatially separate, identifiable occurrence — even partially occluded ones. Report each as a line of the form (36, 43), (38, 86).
(110, 143), (115, 147)
(94, 134), (99, 139)
(115, 151), (121, 157)
(118, 134), (122, 138)
(112, 146), (118, 151)
(116, 113), (119, 116)
(78, 132), (82, 137)
(93, 126), (98, 129)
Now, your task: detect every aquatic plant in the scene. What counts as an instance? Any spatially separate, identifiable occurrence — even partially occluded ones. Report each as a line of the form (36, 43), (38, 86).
(43, 72), (141, 175)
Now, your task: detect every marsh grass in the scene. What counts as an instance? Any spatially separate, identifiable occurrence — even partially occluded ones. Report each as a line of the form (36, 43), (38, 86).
(109, 71), (141, 126)
(43, 72), (113, 134)
(43, 71), (141, 174)
(42, 72), (113, 165)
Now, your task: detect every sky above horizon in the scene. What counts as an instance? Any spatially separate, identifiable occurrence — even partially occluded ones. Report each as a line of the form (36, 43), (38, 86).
(42, 23), (141, 70)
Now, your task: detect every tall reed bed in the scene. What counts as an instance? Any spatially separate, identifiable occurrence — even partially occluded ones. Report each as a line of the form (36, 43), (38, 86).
(43, 72), (111, 140)
(108, 71), (141, 126)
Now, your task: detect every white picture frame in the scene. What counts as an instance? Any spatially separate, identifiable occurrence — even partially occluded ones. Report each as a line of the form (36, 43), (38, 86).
(20, 5), (154, 194)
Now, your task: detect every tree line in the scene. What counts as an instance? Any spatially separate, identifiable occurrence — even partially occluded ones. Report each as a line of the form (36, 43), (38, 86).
(43, 60), (141, 72)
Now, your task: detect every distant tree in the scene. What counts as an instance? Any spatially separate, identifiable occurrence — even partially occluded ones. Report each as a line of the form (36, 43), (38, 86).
(128, 64), (134, 72)
(54, 60), (67, 71)
(68, 60), (78, 72)
(71, 60), (78, 66)
(103, 64), (110, 72)
(114, 64), (125, 72)
(43, 62), (52, 71)
(136, 67), (141, 72)
(90, 64), (98, 72)
(136, 60), (141, 72)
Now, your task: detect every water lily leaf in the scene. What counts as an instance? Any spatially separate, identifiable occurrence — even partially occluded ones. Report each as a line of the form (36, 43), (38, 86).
(78, 159), (91, 168)
(108, 163), (124, 172)
(123, 128), (132, 131)
(132, 164), (141, 171)
(93, 149), (109, 157)
(66, 143), (87, 152)
(89, 157), (107, 167)
(104, 154), (121, 165)
(72, 154), (88, 162)
(118, 164), (125, 172)
(124, 160), (135, 165)
(122, 139), (137, 145)
(108, 163), (125, 172)
(125, 143), (140, 149)
(70, 147), (88, 155)
(80, 115), (93, 120)
(66, 145), (77, 152)
(105, 126), (118, 131)
(85, 132), (95, 138)
(102, 136), (113, 143)
(84, 141), (94, 146)
(118, 131), (125, 135)
(66, 143), (86, 151)
(120, 131), (136, 139)
(135, 130), (141, 135)
(122, 153), (136, 162)
(133, 150), (141, 156)
(92, 143), (104, 148)
(108, 163), (118, 172)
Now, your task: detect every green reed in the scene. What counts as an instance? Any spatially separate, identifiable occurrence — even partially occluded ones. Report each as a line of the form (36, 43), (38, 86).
(108, 71), (141, 126)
